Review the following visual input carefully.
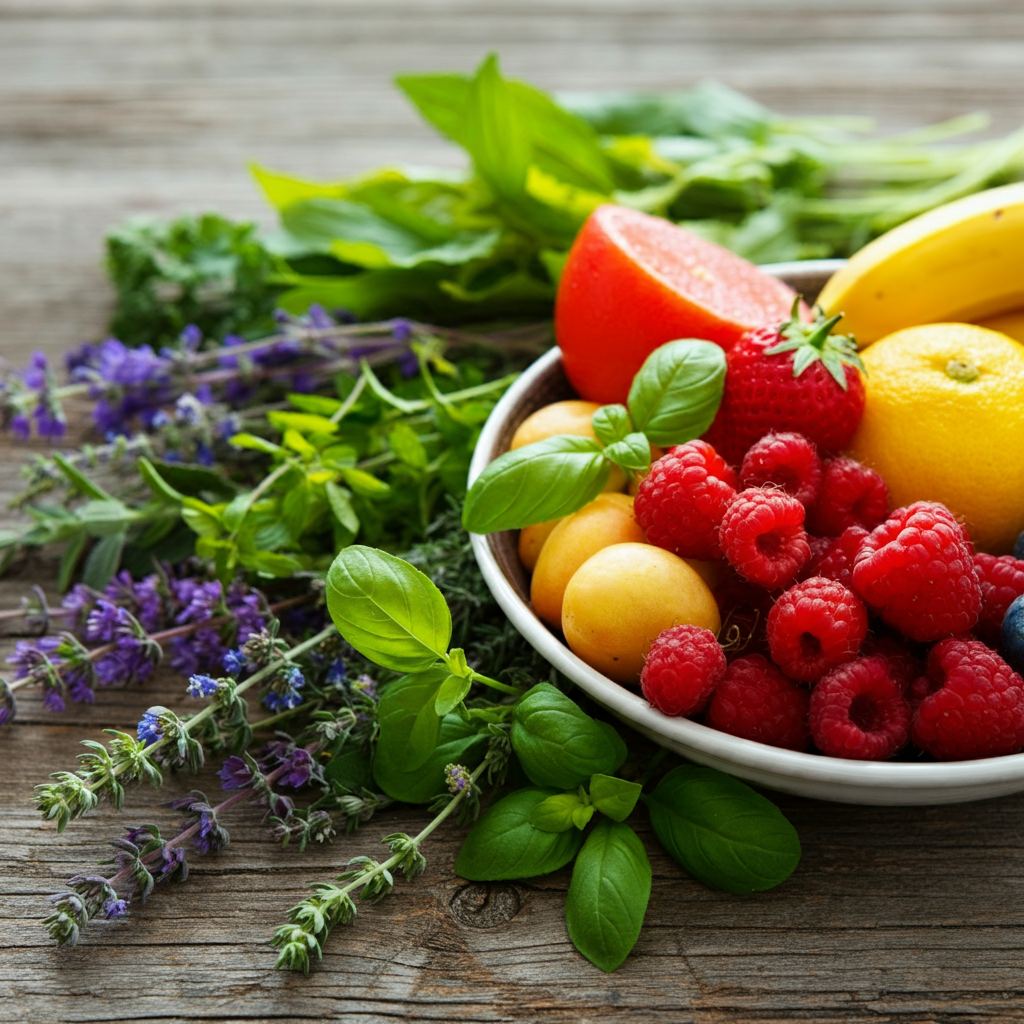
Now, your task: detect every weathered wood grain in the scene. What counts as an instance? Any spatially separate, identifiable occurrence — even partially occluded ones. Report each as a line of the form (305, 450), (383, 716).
(3, 2), (1024, 1021)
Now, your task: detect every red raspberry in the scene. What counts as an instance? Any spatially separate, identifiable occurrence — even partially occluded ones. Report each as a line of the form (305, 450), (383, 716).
(767, 577), (868, 682)
(640, 625), (727, 717)
(808, 525), (869, 589)
(809, 656), (910, 760)
(807, 457), (889, 537)
(713, 571), (774, 658)
(852, 502), (982, 642)
(719, 488), (810, 589)
(739, 432), (822, 508)
(705, 654), (810, 751)
(862, 634), (923, 696)
(912, 638), (1024, 760)
(634, 440), (737, 559)
(973, 553), (1024, 643)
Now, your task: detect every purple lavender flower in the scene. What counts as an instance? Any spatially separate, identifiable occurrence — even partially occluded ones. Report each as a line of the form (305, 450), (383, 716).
(179, 324), (202, 351)
(33, 401), (66, 440)
(61, 584), (97, 632)
(102, 897), (128, 919)
(10, 414), (30, 441)
(186, 674), (219, 698)
(391, 317), (413, 342)
(325, 658), (346, 686)
(42, 687), (66, 713)
(277, 748), (316, 789)
(263, 665), (304, 712)
(445, 763), (471, 795)
(23, 351), (50, 390)
(222, 648), (246, 676)
(397, 348), (419, 379)
(0, 679), (16, 725)
(137, 710), (163, 746)
(157, 845), (188, 883)
(85, 599), (128, 644)
(172, 578), (223, 625)
(65, 664), (96, 704)
(217, 755), (253, 790)
(104, 572), (163, 633)
(7, 636), (62, 678)
(306, 304), (335, 330)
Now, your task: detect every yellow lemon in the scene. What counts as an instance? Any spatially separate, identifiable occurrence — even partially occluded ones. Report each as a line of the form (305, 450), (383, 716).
(848, 323), (1024, 553)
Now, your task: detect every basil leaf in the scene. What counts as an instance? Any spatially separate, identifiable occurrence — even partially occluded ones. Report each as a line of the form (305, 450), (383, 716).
(529, 792), (585, 833)
(572, 804), (596, 830)
(627, 340), (726, 446)
(644, 765), (801, 894)
(455, 787), (584, 881)
(565, 820), (651, 972)
(603, 432), (652, 473)
(462, 435), (609, 533)
(511, 684), (627, 789)
(434, 673), (473, 717)
(395, 71), (472, 147)
(589, 774), (643, 822)
(325, 545), (452, 673)
(591, 404), (632, 446)
(373, 670), (487, 803)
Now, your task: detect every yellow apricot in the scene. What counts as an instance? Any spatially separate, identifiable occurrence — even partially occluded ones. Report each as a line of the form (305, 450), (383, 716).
(510, 400), (626, 492)
(561, 542), (721, 684)
(518, 518), (562, 572)
(530, 494), (646, 628)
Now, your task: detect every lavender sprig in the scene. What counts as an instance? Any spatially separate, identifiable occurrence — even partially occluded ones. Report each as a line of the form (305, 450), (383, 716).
(44, 753), (302, 946)
(270, 760), (486, 973)
(34, 624), (336, 831)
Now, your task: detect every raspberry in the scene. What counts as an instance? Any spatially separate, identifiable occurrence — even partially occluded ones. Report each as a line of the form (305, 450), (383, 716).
(852, 502), (982, 642)
(739, 432), (822, 508)
(973, 553), (1024, 643)
(705, 654), (810, 751)
(719, 488), (810, 589)
(862, 634), (923, 696)
(767, 577), (868, 682)
(634, 440), (737, 559)
(807, 457), (889, 537)
(640, 625), (727, 717)
(809, 656), (910, 760)
(912, 638), (1024, 760)
(713, 571), (774, 658)
(808, 525), (869, 589)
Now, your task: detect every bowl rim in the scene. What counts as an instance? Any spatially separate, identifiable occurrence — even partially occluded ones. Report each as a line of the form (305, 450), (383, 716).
(467, 261), (1024, 803)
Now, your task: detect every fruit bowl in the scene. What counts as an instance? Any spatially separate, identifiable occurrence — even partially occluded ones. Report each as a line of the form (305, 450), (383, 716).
(468, 258), (1024, 806)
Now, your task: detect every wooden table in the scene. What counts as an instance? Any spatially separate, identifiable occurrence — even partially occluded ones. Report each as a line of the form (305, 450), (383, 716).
(3, 3), (1024, 1021)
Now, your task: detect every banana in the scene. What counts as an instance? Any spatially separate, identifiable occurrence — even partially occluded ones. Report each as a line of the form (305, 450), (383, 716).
(817, 182), (1024, 347)
(976, 307), (1024, 344)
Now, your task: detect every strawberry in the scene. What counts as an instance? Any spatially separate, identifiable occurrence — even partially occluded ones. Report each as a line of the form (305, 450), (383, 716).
(703, 305), (866, 465)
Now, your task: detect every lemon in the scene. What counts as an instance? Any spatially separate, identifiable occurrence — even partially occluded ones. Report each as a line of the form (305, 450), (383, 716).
(848, 323), (1024, 553)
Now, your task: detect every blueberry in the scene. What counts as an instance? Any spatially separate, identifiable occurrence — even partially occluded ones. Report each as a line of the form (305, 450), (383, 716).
(1014, 530), (1024, 561)
(1001, 595), (1024, 674)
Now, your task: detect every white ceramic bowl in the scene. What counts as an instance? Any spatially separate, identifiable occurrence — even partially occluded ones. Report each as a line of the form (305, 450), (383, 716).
(468, 259), (1024, 805)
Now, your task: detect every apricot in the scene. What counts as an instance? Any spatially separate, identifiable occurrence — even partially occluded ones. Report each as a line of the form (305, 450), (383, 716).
(518, 518), (562, 572)
(530, 494), (646, 628)
(510, 400), (626, 492)
(561, 542), (721, 684)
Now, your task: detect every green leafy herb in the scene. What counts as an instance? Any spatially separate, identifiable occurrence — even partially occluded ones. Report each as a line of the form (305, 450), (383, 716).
(529, 791), (588, 833)
(511, 684), (627, 789)
(325, 545), (452, 673)
(627, 339), (727, 446)
(588, 774), (643, 822)
(644, 765), (801, 894)
(461, 435), (610, 533)
(455, 787), (584, 881)
(590, 404), (632, 446)
(372, 671), (488, 803)
(565, 819), (652, 972)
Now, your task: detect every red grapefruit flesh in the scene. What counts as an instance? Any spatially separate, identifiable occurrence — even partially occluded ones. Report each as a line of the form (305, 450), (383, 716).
(555, 204), (803, 404)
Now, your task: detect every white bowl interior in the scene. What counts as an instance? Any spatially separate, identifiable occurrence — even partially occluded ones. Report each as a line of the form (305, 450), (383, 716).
(468, 259), (1024, 806)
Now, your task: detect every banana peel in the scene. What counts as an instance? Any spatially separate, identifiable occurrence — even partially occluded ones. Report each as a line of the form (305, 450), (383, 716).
(817, 182), (1024, 347)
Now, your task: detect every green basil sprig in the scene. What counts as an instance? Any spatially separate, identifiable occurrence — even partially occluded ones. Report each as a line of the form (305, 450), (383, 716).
(565, 819), (652, 972)
(462, 339), (725, 534)
(511, 683), (627, 789)
(627, 339), (725, 445)
(455, 787), (585, 880)
(644, 765), (801, 893)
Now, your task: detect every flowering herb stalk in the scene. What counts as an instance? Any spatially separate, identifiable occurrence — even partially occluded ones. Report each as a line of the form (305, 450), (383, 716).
(34, 623), (337, 832)
(271, 759), (487, 973)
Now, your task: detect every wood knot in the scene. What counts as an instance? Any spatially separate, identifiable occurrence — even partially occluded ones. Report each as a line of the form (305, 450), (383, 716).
(448, 883), (522, 929)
